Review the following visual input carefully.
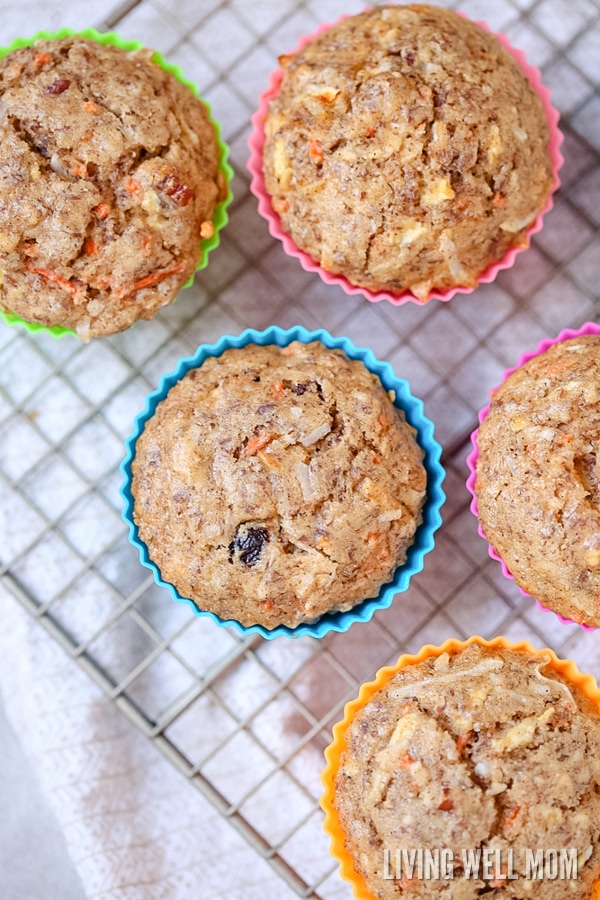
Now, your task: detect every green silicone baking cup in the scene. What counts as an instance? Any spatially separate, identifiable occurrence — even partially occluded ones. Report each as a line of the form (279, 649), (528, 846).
(0, 27), (233, 339)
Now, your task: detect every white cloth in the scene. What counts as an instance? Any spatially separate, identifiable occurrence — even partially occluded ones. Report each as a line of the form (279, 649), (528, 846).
(0, 586), (297, 900)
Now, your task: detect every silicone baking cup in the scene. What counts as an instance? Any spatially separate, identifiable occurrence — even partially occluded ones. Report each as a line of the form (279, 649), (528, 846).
(321, 635), (600, 900)
(247, 12), (563, 307)
(120, 325), (445, 640)
(466, 322), (600, 632)
(0, 28), (233, 339)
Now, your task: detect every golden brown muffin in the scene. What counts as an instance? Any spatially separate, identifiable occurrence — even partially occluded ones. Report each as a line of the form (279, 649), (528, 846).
(263, 5), (553, 300)
(0, 38), (225, 338)
(131, 341), (427, 629)
(334, 643), (600, 899)
(475, 335), (600, 628)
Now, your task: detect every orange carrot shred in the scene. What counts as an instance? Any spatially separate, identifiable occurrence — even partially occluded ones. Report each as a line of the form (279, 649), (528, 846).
(94, 203), (111, 220)
(505, 806), (521, 828)
(241, 432), (275, 459)
(118, 260), (188, 298)
(273, 380), (285, 398)
(34, 52), (52, 66)
(456, 732), (471, 753)
(399, 751), (413, 769)
(125, 178), (139, 194)
(84, 101), (97, 113)
(309, 138), (324, 164)
(29, 266), (80, 297)
(492, 191), (506, 208)
(83, 237), (98, 255)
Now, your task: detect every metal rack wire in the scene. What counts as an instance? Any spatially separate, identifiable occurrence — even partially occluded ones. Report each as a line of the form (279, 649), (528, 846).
(2, 0), (600, 896)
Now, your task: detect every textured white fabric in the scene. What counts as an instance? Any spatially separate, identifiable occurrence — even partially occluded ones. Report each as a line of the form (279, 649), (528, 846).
(0, 586), (297, 900)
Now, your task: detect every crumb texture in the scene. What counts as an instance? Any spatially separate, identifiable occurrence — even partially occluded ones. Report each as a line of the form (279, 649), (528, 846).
(0, 38), (223, 338)
(262, 5), (553, 299)
(131, 341), (426, 629)
(476, 335), (600, 627)
(334, 644), (600, 900)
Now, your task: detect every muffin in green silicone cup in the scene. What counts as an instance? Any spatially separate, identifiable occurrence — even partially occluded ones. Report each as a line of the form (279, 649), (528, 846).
(0, 29), (232, 340)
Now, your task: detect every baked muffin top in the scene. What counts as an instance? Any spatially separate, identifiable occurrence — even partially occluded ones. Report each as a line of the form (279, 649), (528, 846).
(476, 335), (600, 628)
(263, 4), (553, 300)
(0, 38), (224, 338)
(131, 341), (426, 629)
(334, 643), (600, 900)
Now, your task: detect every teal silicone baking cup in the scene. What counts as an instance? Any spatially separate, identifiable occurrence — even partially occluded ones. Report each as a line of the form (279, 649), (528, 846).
(0, 28), (233, 339)
(120, 326), (445, 640)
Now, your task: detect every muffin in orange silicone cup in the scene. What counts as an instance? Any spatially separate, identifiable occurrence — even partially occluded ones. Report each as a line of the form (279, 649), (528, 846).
(322, 636), (600, 899)
(248, 4), (562, 307)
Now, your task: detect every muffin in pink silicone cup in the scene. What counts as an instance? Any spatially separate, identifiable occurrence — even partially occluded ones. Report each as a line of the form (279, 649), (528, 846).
(248, 4), (562, 307)
(467, 323), (600, 630)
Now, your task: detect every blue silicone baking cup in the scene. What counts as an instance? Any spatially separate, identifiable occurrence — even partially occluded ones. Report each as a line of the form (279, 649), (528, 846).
(120, 326), (445, 640)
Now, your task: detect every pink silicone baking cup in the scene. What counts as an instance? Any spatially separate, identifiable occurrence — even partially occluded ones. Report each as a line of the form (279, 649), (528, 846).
(247, 10), (563, 307)
(466, 322), (600, 632)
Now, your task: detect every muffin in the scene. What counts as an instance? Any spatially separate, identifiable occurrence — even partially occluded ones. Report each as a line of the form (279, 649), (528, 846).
(129, 338), (428, 630)
(260, 5), (556, 302)
(474, 333), (600, 629)
(0, 35), (227, 339)
(323, 637), (600, 900)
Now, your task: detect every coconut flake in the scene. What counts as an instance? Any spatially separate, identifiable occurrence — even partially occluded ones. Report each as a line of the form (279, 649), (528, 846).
(296, 462), (314, 501)
(300, 422), (330, 446)
(50, 153), (73, 177)
(75, 317), (92, 342)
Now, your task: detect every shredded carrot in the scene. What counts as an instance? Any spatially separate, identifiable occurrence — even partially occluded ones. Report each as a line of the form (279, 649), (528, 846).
(558, 433), (574, 445)
(489, 871), (508, 889)
(124, 178), (139, 194)
(378, 413), (391, 428)
(272, 380), (285, 398)
(456, 732), (471, 753)
(241, 431), (275, 458)
(29, 266), (80, 298)
(281, 345), (296, 356)
(545, 359), (576, 376)
(34, 52), (52, 66)
(118, 260), (188, 298)
(272, 197), (289, 213)
(199, 221), (215, 239)
(438, 798), (454, 811)
(504, 806), (521, 828)
(83, 237), (98, 255)
(492, 191), (506, 208)
(366, 127), (376, 138)
(261, 600), (274, 611)
(94, 203), (111, 220)
(399, 751), (413, 769)
(367, 532), (381, 546)
(308, 138), (324, 164)
(372, 454), (381, 464)
(82, 130), (94, 142)
(73, 164), (87, 178)
(84, 101), (98, 113)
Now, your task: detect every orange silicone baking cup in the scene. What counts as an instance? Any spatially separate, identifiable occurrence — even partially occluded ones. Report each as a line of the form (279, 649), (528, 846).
(321, 635), (600, 900)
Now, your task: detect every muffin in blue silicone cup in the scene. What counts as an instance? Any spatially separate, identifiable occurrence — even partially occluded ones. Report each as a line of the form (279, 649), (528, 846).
(120, 326), (445, 639)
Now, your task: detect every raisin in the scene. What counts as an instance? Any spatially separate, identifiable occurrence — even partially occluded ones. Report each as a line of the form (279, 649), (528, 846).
(229, 526), (269, 567)
(44, 78), (71, 95)
(291, 383), (308, 395)
(406, 51), (415, 65)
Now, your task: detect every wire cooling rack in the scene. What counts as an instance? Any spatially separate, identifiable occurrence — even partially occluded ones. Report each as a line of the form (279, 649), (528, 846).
(2, 0), (600, 896)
